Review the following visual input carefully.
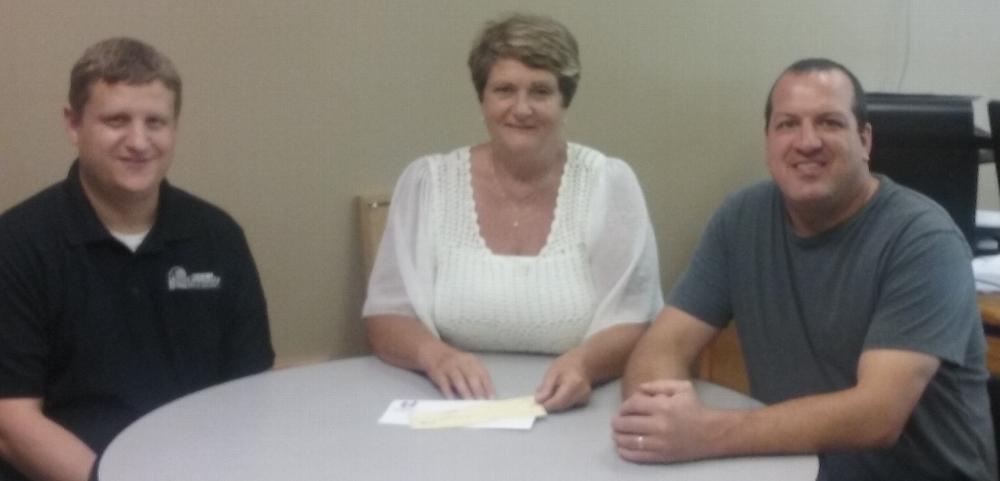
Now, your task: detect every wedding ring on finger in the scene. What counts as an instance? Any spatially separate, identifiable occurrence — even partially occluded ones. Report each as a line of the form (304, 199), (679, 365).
(637, 435), (645, 450)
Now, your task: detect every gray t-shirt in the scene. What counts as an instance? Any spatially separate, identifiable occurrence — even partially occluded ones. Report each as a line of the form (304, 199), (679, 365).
(670, 175), (996, 481)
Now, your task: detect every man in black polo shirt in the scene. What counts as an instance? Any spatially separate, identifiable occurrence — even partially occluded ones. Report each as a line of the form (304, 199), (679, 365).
(0, 38), (275, 481)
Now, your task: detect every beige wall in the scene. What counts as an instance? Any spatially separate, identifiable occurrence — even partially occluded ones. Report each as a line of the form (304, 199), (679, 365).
(3, 1), (1000, 365)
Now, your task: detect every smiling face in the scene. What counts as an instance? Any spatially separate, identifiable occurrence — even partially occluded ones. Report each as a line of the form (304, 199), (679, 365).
(481, 57), (566, 156)
(65, 79), (177, 207)
(765, 70), (873, 214)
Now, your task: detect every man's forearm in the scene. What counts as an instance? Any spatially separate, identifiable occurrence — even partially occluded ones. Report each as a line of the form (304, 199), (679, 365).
(621, 307), (715, 397)
(709, 387), (909, 458)
(577, 323), (646, 384)
(0, 399), (95, 481)
(735, 349), (939, 456)
(617, 379), (918, 464)
(651, 349), (939, 461)
(621, 338), (694, 397)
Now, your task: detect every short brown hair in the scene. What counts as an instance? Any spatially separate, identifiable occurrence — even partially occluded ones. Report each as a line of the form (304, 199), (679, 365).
(467, 14), (581, 107)
(68, 37), (182, 118)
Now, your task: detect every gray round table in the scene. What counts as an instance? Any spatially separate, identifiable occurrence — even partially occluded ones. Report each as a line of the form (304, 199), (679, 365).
(98, 354), (817, 480)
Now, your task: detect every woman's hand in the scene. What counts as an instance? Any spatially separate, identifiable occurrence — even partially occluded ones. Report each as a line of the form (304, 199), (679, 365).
(419, 344), (495, 400)
(366, 315), (494, 400)
(535, 347), (592, 412)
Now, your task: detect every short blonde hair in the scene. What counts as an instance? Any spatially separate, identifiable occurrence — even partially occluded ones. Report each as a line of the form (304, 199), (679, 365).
(69, 37), (182, 118)
(467, 14), (581, 107)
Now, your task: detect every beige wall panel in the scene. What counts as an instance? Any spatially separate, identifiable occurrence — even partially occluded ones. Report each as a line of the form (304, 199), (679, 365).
(2, 1), (999, 364)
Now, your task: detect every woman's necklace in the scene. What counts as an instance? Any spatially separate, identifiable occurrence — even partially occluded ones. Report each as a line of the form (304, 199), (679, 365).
(487, 145), (564, 229)
(489, 157), (529, 228)
(490, 156), (545, 228)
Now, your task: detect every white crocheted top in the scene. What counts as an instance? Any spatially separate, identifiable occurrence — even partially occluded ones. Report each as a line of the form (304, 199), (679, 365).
(363, 143), (664, 355)
(431, 146), (596, 353)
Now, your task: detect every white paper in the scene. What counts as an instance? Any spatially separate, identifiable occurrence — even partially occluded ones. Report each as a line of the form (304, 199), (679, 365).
(973, 254), (1000, 293)
(977, 210), (1000, 228)
(378, 399), (538, 429)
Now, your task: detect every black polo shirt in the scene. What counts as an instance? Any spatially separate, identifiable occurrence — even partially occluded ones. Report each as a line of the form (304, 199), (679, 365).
(0, 162), (274, 466)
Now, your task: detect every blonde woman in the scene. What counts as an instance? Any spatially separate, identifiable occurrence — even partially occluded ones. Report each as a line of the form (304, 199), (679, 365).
(363, 14), (662, 412)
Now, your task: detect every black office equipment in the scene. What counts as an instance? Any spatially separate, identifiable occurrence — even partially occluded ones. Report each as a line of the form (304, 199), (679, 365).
(973, 100), (1000, 254)
(866, 93), (982, 248)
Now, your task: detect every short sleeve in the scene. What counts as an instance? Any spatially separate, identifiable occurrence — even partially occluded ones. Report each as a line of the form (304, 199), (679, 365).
(585, 157), (665, 336)
(866, 226), (980, 365)
(0, 215), (49, 398)
(219, 223), (275, 379)
(362, 158), (439, 335)
(667, 196), (734, 329)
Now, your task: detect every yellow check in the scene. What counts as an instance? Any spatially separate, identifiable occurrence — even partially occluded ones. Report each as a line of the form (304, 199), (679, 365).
(409, 396), (547, 429)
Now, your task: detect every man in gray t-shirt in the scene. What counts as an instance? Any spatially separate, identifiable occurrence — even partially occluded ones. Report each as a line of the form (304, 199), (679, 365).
(612, 58), (997, 481)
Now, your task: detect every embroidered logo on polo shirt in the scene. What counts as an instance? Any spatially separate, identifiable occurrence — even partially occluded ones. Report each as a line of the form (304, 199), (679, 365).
(167, 266), (221, 291)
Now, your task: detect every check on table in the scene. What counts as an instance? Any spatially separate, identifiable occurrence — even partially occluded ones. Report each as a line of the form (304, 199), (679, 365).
(379, 396), (547, 429)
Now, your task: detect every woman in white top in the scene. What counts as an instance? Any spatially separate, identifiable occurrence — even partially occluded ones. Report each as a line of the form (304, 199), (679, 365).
(363, 14), (663, 412)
